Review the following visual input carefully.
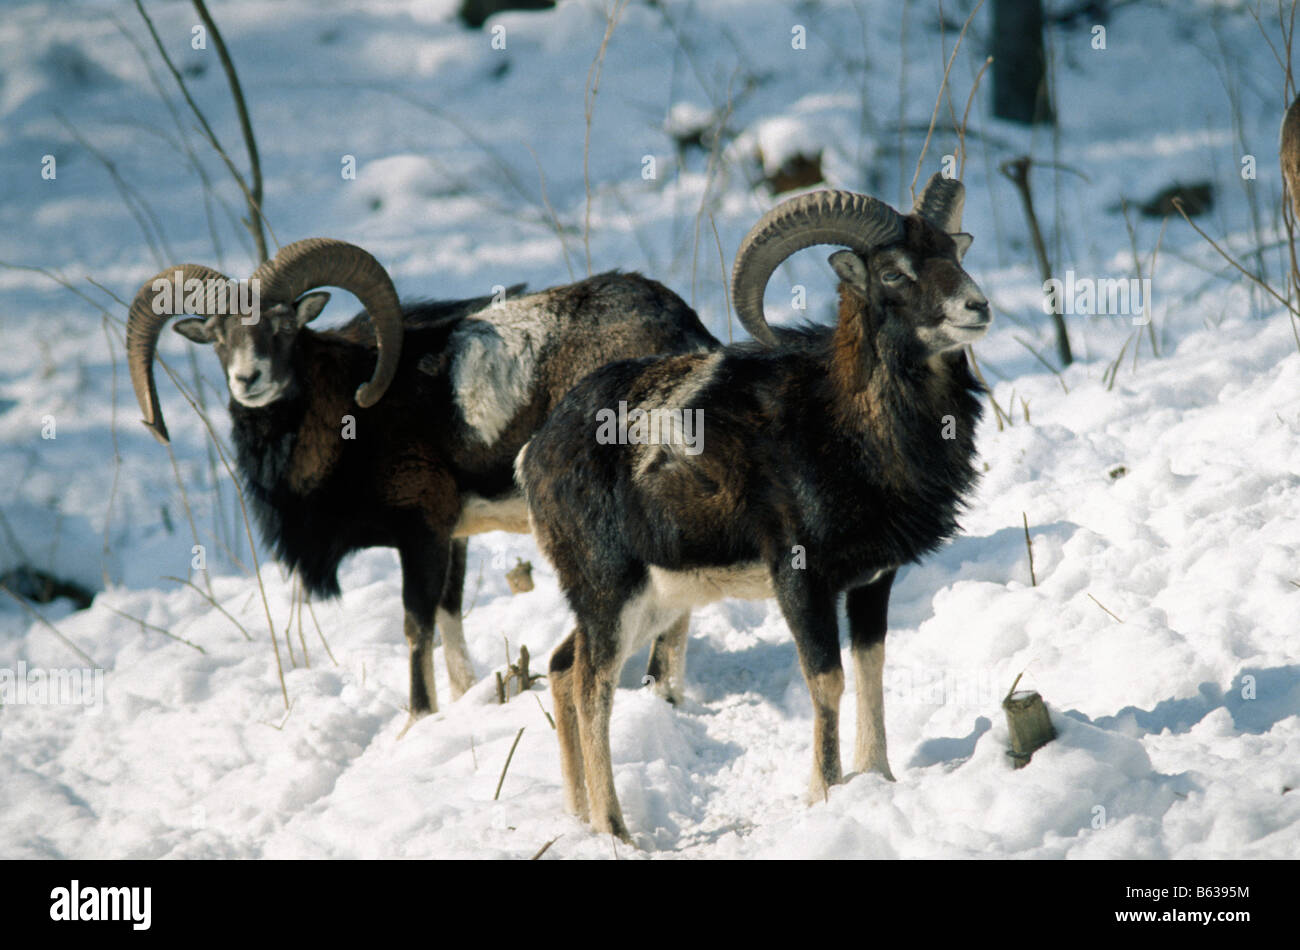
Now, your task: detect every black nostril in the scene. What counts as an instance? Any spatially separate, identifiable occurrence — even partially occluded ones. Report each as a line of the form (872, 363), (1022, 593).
(237, 370), (261, 386)
(967, 299), (989, 313)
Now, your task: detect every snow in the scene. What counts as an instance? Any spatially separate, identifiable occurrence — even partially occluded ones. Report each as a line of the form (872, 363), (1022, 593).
(1, 0), (1298, 859)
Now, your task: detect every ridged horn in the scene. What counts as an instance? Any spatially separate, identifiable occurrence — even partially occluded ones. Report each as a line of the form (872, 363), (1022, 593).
(913, 173), (965, 233)
(731, 190), (905, 346)
(127, 263), (234, 445)
(249, 238), (402, 408)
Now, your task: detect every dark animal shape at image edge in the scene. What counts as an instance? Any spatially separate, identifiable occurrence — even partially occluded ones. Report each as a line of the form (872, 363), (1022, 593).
(0, 566), (95, 611)
(125, 239), (717, 732)
(520, 174), (991, 842)
(459, 0), (555, 30)
(1137, 181), (1213, 218)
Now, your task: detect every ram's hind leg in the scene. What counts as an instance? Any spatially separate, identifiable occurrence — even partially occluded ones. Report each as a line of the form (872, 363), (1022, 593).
(847, 571), (897, 780)
(573, 625), (631, 844)
(644, 611), (689, 704)
(549, 629), (588, 820)
(438, 538), (477, 699)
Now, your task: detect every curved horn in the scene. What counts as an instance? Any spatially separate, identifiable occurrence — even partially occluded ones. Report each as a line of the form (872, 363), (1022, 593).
(250, 239), (402, 407)
(731, 190), (904, 345)
(913, 173), (965, 233)
(127, 263), (233, 445)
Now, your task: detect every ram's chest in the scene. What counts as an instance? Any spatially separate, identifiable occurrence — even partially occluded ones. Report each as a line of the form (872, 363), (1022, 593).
(264, 388), (345, 496)
(382, 449), (459, 525)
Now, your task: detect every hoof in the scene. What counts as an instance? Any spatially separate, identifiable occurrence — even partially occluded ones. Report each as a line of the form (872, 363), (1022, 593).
(852, 759), (896, 782)
(653, 683), (682, 706)
(805, 772), (844, 806)
(605, 827), (636, 849)
(397, 708), (431, 739)
(447, 671), (477, 702)
(591, 815), (635, 848)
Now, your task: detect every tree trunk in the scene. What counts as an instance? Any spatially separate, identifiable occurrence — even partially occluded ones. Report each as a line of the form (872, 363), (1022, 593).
(991, 0), (1054, 125)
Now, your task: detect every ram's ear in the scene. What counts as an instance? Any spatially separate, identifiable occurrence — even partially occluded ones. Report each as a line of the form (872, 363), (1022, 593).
(173, 317), (216, 344)
(951, 233), (973, 262)
(293, 292), (330, 327)
(829, 250), (869, 292)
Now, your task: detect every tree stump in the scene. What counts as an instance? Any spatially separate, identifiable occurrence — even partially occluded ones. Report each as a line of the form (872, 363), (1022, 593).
(1004, 690), (1056, 768)
(497, 643), (544, 703)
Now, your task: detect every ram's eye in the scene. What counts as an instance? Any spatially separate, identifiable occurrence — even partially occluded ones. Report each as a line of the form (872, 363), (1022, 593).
(882, 270), (906, 283)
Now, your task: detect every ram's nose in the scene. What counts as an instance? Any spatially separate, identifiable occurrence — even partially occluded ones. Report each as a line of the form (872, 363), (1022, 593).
(964, 297), (991, 326)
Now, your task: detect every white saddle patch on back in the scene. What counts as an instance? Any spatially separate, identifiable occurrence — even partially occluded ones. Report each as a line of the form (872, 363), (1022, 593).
(450, 297), (558, 445)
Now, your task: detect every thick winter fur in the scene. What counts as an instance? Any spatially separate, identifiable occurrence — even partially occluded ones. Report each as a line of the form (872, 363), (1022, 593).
(188, 272), (715, 729)
(521, 215), (988, 841)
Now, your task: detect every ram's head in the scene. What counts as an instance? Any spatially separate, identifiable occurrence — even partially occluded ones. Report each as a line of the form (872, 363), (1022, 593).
(125, 239), (403, 443)
(730, 173), (989, 357)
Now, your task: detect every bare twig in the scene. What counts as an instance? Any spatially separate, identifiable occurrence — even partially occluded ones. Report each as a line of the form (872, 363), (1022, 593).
(1004, 671), (1024, 703)
(910, 0), (986, 201)
(98, 317), (125, 589)
(1120, 200), (1160, 359)
(957, 56), (994, 178)
(257, 701), (295, 731)
(1087, 593), (1123, 624)
(55, 113), (172, 268)
(304, 595), (337, 666)
(1012, 334), (1068, 392)
(1103, 332), (1134, 391)
(709, 212), (734, 343)
(1022, 512), (1036, 587)
(191, 0), (266, 262)
(583, 0), (630, 275)
(897, 0), (911, 208)
(690, 77), (737, 311)
(281, 575), (298, 669)
(162, 575), (252, 641)
(152, 356), (288, 706)
(530, 836), (559, 860)
(524, 142), (575, 281)
(493, 727), (526, 801)
(1000, 156), (1072, 366)
(101, 603), (205, 653)
(294, 579), (310, 669)
(1172, 197), (1300, 318)
(0, 510), (31, 566)
(0, 583), (98, 665)
(965, 346), (1011, 430)
(133, 0), (276, 256)
(532, 690), (556, 730)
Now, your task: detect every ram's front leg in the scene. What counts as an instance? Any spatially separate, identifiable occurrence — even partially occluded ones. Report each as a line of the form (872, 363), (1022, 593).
(438, 538), (477, 699)
(847, 570), (896, 780)
(772, 565), (844, 804)
(397, 533), (450, 736)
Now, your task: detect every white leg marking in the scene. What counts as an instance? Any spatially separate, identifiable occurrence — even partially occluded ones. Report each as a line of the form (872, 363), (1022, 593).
(853, 640), (895, 780)
(437, 607), (476, 699)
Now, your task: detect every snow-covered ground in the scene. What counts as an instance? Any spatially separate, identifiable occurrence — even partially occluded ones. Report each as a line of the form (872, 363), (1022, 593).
(1, 0), (1297, 858)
